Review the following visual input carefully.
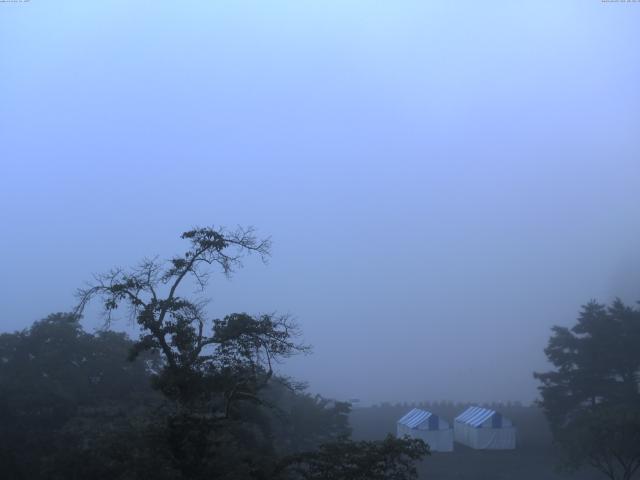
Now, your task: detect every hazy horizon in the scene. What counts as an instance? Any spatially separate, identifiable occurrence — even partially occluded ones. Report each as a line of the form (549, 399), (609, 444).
(1, 1), (639, 405)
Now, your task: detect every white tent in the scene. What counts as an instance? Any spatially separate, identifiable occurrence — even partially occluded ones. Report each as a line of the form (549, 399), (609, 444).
(396, 408), (453, 452)
(453, 406), (516, 450)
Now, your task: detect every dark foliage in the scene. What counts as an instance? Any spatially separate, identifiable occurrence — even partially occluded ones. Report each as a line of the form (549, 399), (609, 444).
(283, 434), (429, 480)
(534, 299), (640, 480)
(0, 226), (429, 479)
(0, 313), (161, 479)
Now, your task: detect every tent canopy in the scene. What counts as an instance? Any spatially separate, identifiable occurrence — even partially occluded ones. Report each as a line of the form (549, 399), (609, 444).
(453, 406), (516, 450)
(398, 408), (451, 430)
(455, 406), (511, 428)
(397, 408), (453, 452)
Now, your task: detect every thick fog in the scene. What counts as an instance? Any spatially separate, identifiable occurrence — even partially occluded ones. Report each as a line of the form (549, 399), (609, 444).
(1, 1), (639, 405)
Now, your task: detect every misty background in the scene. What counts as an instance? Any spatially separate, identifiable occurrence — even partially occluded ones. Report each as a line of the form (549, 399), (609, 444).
(1, 1), (639, 405)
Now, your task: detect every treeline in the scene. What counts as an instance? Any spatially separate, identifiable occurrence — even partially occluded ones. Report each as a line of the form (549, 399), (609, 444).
(0, 313), (360, 478)
(2, 225), (639, 480)
(0, 226), (429, 480)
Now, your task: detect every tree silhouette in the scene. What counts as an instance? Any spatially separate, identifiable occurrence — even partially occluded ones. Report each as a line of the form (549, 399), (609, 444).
(70, 225), (428, 479)
(535, 299), (640, 480)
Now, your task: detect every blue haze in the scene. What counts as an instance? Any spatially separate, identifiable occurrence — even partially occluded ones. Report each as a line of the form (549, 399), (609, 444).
(1, 1), (639, 403)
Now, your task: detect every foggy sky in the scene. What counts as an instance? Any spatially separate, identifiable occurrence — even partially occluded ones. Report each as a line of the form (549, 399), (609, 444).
(1, 1), (639, 404)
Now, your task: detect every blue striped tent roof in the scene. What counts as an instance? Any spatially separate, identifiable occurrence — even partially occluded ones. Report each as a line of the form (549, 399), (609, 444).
(397, 408), (434, 429)
(454, 406), (500, 428)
